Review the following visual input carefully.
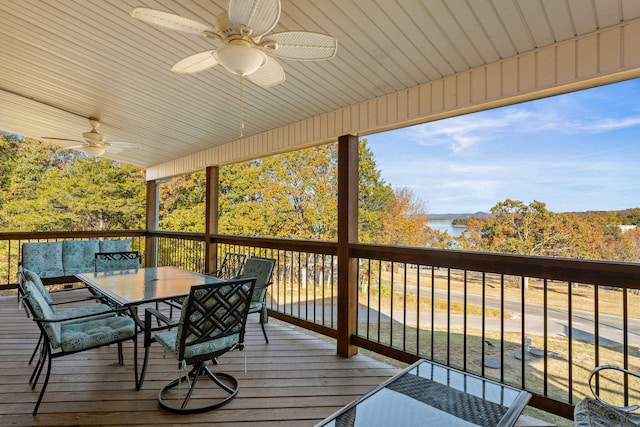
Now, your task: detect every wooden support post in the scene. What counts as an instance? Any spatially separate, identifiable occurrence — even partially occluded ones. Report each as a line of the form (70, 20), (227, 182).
(145, 180), (158, 268)
(337, 134), (359, 357)
(205, 166), (219, 274)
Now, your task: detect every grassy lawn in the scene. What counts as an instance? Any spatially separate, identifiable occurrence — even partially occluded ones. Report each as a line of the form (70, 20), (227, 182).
(358, 322), (640, 427)
(376, 267), (640, 319)
(270, 274), (640, 426)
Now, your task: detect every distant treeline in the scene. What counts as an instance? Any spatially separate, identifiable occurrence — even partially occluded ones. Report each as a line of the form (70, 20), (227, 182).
(443, 208), (640, 227)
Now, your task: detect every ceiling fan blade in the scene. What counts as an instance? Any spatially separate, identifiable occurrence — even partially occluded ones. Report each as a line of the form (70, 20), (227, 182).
(263, 32), (338, 60)
(41, 137), (84, 143)
(228, 0), (280, 38)
(106, 141), (140, 149)
(61, 144), (87, 150)
(103, 146), (125, 154)
(246, 56), (285, 87)
(130, 7), (217, 37)
(171, 50), (219, 73)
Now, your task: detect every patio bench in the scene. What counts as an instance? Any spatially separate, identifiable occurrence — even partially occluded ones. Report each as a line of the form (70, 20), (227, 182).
(19, 239), (133, 285)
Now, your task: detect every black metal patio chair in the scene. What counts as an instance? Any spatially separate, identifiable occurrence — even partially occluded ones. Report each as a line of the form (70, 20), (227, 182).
(94, 251), (141, 272)
(20, 280), (137, 415)
(139, 277), (256, 414)
(18, 269), (114, 367)
(574, 365), (640, 426)
(206, 252), (247, 279)
(239, 256), (275, 343)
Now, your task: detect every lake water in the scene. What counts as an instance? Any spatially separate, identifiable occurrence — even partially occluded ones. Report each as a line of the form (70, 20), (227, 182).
(428, 220), (465, 237)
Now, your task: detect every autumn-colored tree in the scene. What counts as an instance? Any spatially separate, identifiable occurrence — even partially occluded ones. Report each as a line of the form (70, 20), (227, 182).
(5, 134), (636, 262)
(458, 199), (640, 262)
(376, 187), (452, 248)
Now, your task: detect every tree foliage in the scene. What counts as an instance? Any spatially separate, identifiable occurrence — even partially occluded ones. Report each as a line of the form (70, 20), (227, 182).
(159, 171), (206, 232)
(217, 140), (397, 240)
(161, 139), (447, 247)
(4, 133), (637, 262)
(0, 134), (146, 231)
(458, 199), (640, 262)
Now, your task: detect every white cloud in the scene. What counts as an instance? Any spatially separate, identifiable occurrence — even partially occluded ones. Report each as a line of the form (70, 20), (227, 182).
(368, 79), (640, 213)
(405, 109), (533, 152)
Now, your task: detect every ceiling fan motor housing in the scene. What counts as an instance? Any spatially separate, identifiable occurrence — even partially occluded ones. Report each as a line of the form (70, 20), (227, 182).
(82, 130), (106, 143)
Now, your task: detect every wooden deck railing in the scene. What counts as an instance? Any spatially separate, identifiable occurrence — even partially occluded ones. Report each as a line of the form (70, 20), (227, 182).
(2, 230), (640, 420)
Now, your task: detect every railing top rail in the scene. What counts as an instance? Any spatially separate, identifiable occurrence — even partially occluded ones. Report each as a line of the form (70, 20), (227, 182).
(0, 230), (146, 241)
(351, 243), (640, 288)
(211, 234), (337, 255)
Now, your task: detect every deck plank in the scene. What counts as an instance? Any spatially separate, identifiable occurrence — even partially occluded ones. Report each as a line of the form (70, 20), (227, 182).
(0, 295), (400, 426)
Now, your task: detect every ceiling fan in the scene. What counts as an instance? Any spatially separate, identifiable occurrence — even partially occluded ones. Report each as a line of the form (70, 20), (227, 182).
(129, 0), (338, 87)
(42, 119), (140, 157)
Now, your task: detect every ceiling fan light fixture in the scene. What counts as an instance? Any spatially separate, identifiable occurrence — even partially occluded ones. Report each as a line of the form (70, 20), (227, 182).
(82, 145), (106, 157)
(215, 45), (266, 76)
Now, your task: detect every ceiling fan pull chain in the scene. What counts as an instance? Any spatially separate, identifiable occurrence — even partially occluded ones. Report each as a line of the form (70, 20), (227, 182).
(239, 74), (245, 137)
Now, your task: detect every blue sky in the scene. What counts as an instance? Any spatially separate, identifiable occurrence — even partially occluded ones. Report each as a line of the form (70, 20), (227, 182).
(366, 78), (640, 214)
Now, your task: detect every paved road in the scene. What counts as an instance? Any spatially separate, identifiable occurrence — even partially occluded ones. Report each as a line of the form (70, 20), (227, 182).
(279, 285), (640, 347)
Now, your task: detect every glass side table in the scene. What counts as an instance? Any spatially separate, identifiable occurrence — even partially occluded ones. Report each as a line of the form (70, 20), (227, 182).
(315, 359), (531, 427)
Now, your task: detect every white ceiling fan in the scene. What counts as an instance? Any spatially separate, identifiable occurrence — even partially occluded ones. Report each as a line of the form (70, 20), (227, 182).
(129, 0), (338, 87)
(42, 119), (140, 157)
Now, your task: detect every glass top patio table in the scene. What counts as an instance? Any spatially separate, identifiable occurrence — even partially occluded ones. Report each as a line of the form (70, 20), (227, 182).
(76, 266), (222, 307)
(315, 359), (531, 427)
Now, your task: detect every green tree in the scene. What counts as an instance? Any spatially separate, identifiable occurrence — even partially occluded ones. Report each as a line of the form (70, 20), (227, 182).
(0, 135), (145, 231)
(219, 144), (339, 239)
(358, 141), (395, 243)
(217, 139), (401, 241)
(159, 171), (206, 232)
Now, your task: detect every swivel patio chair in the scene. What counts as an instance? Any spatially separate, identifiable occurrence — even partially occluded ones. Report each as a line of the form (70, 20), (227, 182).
(574, 365), (640, 426)
(239, 256), (275, 343)
(21, 280), (137, 415)
(94, 251), (141, 272)
(206, 252), (247, 279)
(139, 277), (256, 414)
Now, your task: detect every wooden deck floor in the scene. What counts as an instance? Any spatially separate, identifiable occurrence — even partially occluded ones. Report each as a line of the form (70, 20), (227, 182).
(0, 293), (402, 427)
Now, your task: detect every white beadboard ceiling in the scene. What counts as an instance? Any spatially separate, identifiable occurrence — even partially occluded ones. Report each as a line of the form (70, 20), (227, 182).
(1, 0), (640, 170)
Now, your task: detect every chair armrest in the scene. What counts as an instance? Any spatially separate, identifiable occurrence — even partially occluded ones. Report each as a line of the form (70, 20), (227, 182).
(589, 365), (640, 412)
(35, 306), (130, 323)
(204, 270), (241, 279)
(48, 294), (108, 306)
(48, 285), (90, 294)
(144, 307), (177, 347)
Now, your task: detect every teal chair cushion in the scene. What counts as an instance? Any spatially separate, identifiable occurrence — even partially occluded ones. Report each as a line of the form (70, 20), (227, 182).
(99, 239), (131, 253)
(22, 242), (64, 278)
(60, 316), (135, 352)
(155, 329), (240, 361)
(55, 303), (114, 320)
(23, 269), (53, 305)
(249, 301), (263, 311)
(239, 257), (275, 303)
(25, 281), (62, 347)
(23, 269), (112, 318)
(62, 240), (100, 275)
(156, 285), (248, 361)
